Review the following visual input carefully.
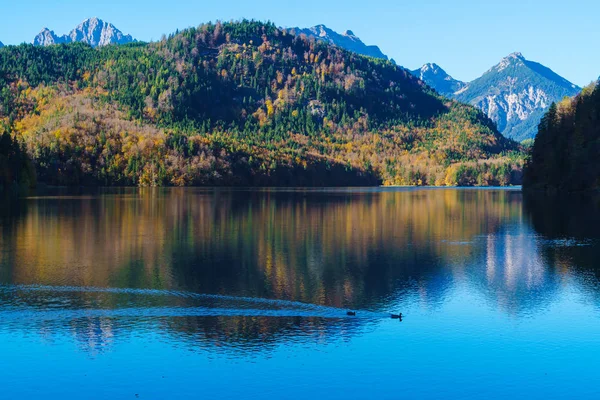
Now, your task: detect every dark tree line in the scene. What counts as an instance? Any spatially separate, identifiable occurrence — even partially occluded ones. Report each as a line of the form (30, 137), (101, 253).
(0, 131), (36, 189)
(524, 82), (600, 192)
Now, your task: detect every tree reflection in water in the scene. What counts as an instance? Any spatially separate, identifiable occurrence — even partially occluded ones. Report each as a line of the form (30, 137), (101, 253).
(1, 188), (599, 355)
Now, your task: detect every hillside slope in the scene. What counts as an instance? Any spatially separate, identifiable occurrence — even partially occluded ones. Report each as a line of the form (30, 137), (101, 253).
(0, 21), (522, 187)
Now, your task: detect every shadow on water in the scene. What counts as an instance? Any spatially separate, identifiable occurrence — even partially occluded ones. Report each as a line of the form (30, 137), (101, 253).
(1, 188), (600, 354)
(524, 192), (600, 239)
(524, 192), (600, 279)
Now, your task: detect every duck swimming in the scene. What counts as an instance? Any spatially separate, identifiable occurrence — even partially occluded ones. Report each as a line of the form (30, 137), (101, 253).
(347, 311), (356, 316)
(391, 313), (403, 320)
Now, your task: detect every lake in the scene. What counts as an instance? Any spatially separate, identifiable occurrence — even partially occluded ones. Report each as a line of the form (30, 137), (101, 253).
(1, 187), (599, 399)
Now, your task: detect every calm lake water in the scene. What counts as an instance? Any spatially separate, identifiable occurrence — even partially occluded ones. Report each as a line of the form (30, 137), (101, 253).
(1, 187), (599, 399)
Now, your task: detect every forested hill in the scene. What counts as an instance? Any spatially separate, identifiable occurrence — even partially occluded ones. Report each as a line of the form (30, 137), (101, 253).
(0, 20), (522, 187)
(524, 82), (600, 192)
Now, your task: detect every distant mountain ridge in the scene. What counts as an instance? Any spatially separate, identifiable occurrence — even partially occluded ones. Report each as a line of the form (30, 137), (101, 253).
(290, 25), (388, 60)
(0, 41), (4, 48)
(33, 17), (135, 47)
(415, 53), (581, 141)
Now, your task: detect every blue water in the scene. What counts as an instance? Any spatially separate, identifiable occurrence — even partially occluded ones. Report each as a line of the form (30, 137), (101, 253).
(0, 188), (599, 399)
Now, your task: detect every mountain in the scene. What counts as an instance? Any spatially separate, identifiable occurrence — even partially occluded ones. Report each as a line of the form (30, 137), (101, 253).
(33, 17), (135, 47)
(1, 20), (522, 187)
(416, 53), (581, 141)
(455, 52), (580, 141)
(411, 63), (465, 97)
(524, 82), (600, 192)
(33, 28), (68, 46)
(290, 25), (387, 60)
(0, 41), (4, 48)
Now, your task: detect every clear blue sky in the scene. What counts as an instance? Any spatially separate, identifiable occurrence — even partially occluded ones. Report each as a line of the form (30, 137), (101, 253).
(1, 0), (598, 86)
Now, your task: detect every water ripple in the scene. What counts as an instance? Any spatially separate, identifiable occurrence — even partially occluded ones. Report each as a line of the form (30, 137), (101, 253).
(0, 284), (390, 318)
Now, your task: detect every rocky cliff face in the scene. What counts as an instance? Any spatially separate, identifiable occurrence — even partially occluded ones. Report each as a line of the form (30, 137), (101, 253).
(67, 17), (134, 47)
(416, 53), (580, 141)
(290, 25), (387, 60)
(33, 17), (135, 47)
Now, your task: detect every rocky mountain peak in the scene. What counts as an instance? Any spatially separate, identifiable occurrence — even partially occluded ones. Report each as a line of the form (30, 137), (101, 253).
(68, 17), (134, 47)
(507, 52), (524, 60)
(305, 24), (329, 37)
(411, 63), (466, 97)
(33, 17), (135, 47)
(416, 52), (581, 141)
(495, 52), (527, 72)
(452, 52), (581, 141)
(33, 28), (66, 46)
(419, 63), (445, 74)
(290, 25), (388, 60)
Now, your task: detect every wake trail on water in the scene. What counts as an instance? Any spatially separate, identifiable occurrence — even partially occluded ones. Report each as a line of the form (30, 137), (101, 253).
(0, 284), (390, 319)
(0, 307), (380, 321)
